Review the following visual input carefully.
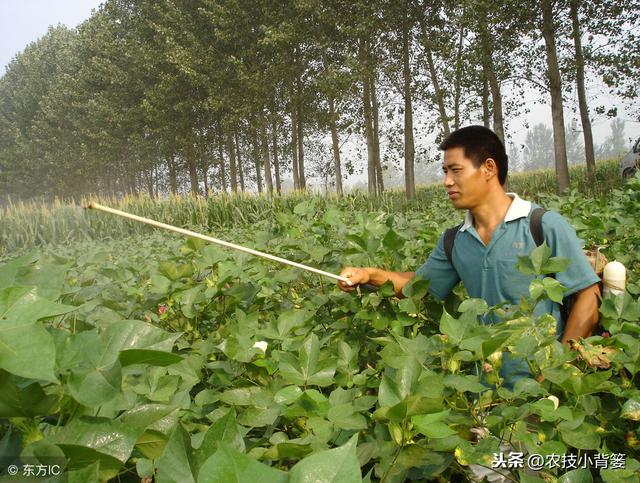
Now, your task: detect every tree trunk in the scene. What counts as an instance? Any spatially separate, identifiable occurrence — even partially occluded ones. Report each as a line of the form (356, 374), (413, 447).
(290, 99), (300, 190)
(360, 39), (377, 196)
(425, 45), (451, 137)
(403, 15), (416, 200)
(146, 167), (154, 199)
(271, 105), (282, 195)
(541, 0), (570, 193)
(226, 130), (238, 193)
(453, 22), (465, 131)
(481, 68), (491, 128)
(234, 131), (245, 192)
(569, 0), (595, 179)
(327, 94), (344, 196)
(251, 125), (263, 193)
(154, 164), (159, 198)
(201, 162), (209, 195)
(217, 137), (227, 193)
(185, 142), (200, 196)
(371, 72), (384, 194)
(259, 109), (273, 194)
(295, 79), (306, 190)
(168, 155), (178, 195)
(478, 24), (505, 142)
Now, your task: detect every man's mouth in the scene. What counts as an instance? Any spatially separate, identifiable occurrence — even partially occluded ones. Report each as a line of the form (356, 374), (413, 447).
(447, 191), (459, 198)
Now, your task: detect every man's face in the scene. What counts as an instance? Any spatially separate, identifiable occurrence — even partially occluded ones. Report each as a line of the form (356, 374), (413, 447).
(442, 147), (490, 209)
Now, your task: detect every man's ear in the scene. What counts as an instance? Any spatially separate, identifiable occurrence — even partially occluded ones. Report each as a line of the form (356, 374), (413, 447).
(483, 158), (498, 180)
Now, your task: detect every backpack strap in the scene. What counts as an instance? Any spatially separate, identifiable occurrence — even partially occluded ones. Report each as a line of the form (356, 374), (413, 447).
(529, 207), (547, 247)
(444, 223), (463, 265)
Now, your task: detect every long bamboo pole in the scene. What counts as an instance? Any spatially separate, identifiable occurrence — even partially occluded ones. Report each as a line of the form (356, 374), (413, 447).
(86, 202), (350, 284)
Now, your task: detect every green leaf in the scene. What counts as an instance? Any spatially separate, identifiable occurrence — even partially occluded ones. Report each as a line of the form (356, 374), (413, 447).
(197, 444), (287, 483)
(118, 403), (178, 429)
(457, 298), (489, 316)
(156, 424), (196, 483)
(119, 349), (183, 367)
(537, 440), (567, 457)
(0, 370), (58, 417)
(158, 261), (192, 281)
(198, 408), (246, 460)
(103, 319), (182, 352)
(0, 253), (37, 290)
(378, 373), (402, 408)
(444, 375), (487, 393)
(289, 434), (361, 483)
(136, 430), (169, 459)
(512, 378), (547, 398)
(559, 423), (601, 450)
(439, 310), (474, 345)
(220, 386), (267, 406)
(327, 403), (368, 430)
(63, 331), (122, 407)
(412, 411), (457, 438)
(543, 257), (571, 274)
(14, 258), (70, 300)
(401, 278), (430, 299)
(274, 386), (303, 405)
(65, 461), (101, 483)
(531, 242), (551, 274)
(0, 286), (75, 382)
(278, 334), (336, 387)
(516, 255), (536, 275)
(558, 468), (593, 483)
(529, 279), (545, 300)
(277, 308), (313, 337)
(374, 395), (442, 423)
(600, 457), (640, 481)
(481, 336), (509, 359)
(53, 416), (141, 478)
(383, 228), (403, 251)
(542, 277), (565, 303)
(149, 273), (172, 294)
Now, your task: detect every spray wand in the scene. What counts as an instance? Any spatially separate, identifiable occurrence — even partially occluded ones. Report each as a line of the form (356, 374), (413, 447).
(85, 202), (353, 285)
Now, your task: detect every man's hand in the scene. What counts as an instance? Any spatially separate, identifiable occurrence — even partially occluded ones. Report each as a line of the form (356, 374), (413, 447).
(338, 267), (371, 292)
(338, 267), (415, 297)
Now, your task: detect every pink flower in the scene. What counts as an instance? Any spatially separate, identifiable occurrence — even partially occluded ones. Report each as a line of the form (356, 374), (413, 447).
(482, 362), (493, 373)
(158, 304), (168, 315)
(601, 331), (610, 338)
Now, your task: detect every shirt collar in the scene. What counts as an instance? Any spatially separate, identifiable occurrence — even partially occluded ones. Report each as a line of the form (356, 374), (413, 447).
(459, 193), (531, 232)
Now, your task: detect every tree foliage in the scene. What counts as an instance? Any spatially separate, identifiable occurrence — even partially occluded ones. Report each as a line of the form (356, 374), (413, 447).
(0, 0), (636, 200)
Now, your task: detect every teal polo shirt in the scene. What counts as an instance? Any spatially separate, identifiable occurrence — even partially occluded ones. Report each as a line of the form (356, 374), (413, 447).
(415, 193), (599, 388)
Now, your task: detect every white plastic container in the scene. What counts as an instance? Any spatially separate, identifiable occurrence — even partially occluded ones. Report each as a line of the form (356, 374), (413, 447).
(603, 261), (626, 296)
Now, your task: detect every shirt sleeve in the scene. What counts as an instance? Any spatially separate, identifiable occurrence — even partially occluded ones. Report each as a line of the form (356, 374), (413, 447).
(415, 231), (461, 300)
(541, 211), (600, 296)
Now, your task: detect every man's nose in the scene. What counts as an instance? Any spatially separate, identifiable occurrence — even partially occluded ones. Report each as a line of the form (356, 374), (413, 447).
(443, 172), (454, 187)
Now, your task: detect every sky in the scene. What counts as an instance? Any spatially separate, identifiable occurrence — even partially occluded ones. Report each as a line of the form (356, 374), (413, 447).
(0, 0), (103, 75)
(1, 1), (638, 189)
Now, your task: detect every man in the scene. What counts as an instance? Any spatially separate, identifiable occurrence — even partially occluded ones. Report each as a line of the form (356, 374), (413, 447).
(338, 125), (600, 386)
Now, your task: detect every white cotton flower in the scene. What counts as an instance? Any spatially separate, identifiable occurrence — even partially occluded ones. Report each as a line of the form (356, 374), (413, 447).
(546, 395), (560, 410)
(253, 341), (268, 353)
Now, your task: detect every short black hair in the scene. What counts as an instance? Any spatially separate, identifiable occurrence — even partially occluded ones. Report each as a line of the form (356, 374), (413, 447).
(439, 126), (508, 185)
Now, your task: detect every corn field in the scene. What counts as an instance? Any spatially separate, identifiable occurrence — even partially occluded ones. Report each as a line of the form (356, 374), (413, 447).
(0, 160), (622, 259)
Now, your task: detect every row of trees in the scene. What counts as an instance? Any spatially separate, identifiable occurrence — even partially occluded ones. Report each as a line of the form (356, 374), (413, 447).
(520, 119), (629, 172)
(0, 0), (638, 200)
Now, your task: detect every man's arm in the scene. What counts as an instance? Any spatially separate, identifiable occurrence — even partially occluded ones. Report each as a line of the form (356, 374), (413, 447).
(560, 283), (601, 344)
(338, 267), (415, 298)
